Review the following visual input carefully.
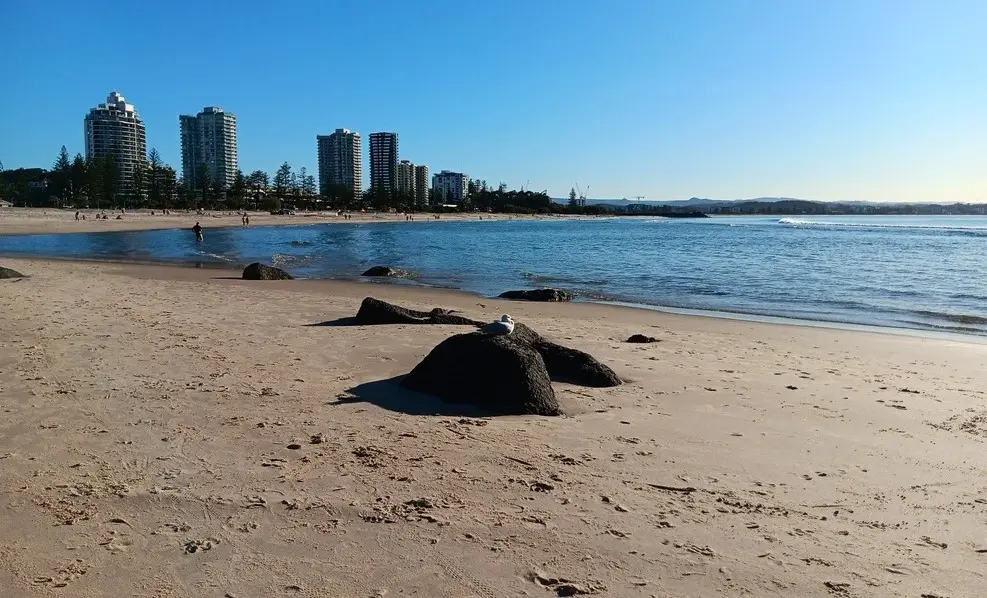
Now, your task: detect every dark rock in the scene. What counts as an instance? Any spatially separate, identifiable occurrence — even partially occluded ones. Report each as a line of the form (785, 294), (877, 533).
(0, 266), (26, 279)
(362, 266), (403, 277)
(353, 299), (621, 395)
(626, 334), (659, 343)
(354, 297), (482, 326)
(506, 322), (620, 387)
(499, 289), (573, 302)
(242, 262), (294, 280)
(536, 339), (622, 387)
(402, 331), (560, 416)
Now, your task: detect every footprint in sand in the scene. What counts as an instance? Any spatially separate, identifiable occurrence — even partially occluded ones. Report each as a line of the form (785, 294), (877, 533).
(183, 537), (220, 554)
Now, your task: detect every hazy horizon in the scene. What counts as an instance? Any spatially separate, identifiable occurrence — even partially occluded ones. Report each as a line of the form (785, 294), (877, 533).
(1, 0), (985, 203)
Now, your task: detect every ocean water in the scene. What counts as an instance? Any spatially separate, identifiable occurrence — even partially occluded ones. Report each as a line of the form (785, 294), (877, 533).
(2, 215), (986, 336)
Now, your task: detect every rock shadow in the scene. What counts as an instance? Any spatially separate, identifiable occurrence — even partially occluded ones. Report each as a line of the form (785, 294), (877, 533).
(305, 317), (359, 327)
(333, 375), (490, 417)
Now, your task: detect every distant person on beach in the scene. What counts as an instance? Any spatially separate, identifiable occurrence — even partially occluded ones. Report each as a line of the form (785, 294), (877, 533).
(75, 211), (79, 221)
(192, 222), (203, 241)
(245, 215), (250, 226)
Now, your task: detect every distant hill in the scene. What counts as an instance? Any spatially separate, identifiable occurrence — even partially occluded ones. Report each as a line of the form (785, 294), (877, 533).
(552, 197), (805, 208)
(550, 196), (987, 216)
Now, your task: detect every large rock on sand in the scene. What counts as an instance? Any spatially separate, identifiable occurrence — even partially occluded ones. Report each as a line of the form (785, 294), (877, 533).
(242, 262), (294, 280)
(499, 288), (573, 302)
(354, 297), (482, 326)
(0, 266), (26, 279)
(402, 331), (560, 416)
(354, 298), (622, 391)
(509, 322), (622, 388)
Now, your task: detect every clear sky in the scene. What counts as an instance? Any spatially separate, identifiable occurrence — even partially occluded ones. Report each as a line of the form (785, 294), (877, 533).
(1, 0), (985, 202)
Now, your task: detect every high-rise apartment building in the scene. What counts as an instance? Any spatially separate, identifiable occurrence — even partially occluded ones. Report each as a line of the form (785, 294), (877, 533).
(180, 107), (238, 189)
(432, 170), (469, 204)
(369, 132), (399, 194)
(414, 165), (430, 207)
(397, 160), (415, 200)
(84, 91), (147, 197)
(317, 129), (362, 196)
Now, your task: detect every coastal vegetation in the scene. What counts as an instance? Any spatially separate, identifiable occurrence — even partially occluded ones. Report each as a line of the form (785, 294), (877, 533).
(3, 148), (980, 216)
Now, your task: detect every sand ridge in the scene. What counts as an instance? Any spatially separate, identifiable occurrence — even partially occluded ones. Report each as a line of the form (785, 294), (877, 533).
(1, 258), (985, 597)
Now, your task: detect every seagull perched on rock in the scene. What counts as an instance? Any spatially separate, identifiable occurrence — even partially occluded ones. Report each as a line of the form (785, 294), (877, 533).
(481, 314), (515, 335)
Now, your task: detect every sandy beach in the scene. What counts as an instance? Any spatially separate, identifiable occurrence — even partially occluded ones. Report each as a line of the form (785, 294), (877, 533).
(0, 207), (563, 236)
(1, 254), (985, 597)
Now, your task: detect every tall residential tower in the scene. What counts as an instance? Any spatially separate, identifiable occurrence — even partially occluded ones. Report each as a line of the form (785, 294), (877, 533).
(317, 129), (362, 197)
(414, 164), (430, 207)
(84, 91), (147, 197)
(369, 132), (398, 194)
(397, 160), (415, 200)
(179, 107), (238, 189)
(432, 170), (469, 204)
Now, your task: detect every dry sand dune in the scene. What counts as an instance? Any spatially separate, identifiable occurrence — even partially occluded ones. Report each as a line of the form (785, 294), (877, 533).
(1, 258), (986, 597)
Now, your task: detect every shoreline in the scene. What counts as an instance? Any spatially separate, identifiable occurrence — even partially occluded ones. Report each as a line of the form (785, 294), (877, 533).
(0, 206), (584, 237)
(4, 254), (985, 346)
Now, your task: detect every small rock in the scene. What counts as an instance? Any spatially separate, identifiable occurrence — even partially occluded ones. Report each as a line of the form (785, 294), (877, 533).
(242, 263), (293, 280)
(498, 288), (573, 302)
(309, 434), (327, 444)
(626, 334), (659, 343)
(361, 266), (404, 277)
(286, 443), (302, 450)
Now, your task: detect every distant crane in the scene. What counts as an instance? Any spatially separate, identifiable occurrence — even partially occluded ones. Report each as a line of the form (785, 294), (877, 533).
(575, 183), (590, 207)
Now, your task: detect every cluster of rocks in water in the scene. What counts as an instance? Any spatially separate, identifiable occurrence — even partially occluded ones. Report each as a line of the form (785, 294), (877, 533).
(244, 263), (576, 303)
(353, 297), (621, 416)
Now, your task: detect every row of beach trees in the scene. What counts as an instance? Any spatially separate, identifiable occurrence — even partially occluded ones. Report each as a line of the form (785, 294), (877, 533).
(1, 147), (614, 215)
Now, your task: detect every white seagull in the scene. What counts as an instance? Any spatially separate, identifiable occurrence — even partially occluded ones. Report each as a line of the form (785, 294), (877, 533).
(481, 314), (515, 335)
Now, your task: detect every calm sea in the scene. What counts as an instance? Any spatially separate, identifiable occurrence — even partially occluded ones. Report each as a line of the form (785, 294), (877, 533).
(2, 215), (986, 336)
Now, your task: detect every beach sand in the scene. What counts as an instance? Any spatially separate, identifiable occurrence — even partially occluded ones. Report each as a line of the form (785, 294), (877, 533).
(1, 258), (985, 597)
(0, 207), (556, 236)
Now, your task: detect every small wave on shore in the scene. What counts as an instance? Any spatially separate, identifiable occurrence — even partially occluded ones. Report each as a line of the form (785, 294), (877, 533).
(778, 217), (987, 233)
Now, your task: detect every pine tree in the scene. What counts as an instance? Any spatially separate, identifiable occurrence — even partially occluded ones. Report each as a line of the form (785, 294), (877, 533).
(147, 149), (163, 207)
(52, 146), (72, 204)
(273, 162), (292, 202)
(102, 153), (120, 208)
(195, 162), (210, 208)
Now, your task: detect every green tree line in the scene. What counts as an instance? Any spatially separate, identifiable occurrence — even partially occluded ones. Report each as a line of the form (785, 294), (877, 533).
(1, 147), (620, 214)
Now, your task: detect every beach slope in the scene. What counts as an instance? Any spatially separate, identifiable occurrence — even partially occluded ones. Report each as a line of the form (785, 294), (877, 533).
(0, 258), (984, 597)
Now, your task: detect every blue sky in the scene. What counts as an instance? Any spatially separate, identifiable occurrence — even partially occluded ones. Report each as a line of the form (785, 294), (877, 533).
(1, 0), (985, 202)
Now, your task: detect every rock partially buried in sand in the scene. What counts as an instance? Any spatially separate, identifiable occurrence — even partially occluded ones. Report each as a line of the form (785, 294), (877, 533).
(402, 330), (561, 416)
(626, 334), (659, 343)
(0, 266), (26, 279)
(354, 297), (482, 326)
(499, 288), (573, 302)
(242, 262), (294, 280)
(361, 265), (404, 277)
